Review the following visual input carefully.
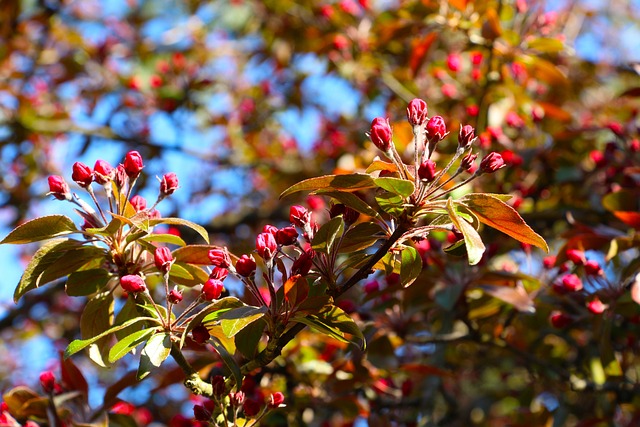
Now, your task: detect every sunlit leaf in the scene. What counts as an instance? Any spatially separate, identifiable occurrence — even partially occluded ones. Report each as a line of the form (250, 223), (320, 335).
(219, 306), (268, 338)
(108, 329), (154, 363)
(447, 198), (485, 265)
(280, 174), (376, 199)
(312, 216), (344, 254)
(1, 215), (78, 244)
(137, 333), (172, 380)
(373, 177), (415, 198)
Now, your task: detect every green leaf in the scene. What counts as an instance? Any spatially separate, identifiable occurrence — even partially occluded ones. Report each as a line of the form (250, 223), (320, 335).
(173, 245), (221, 264)
(400, 246), (422, 287)
(313, 190), (381, 220)
(373, 177), (415, 198)
(447, 198), (485, 265)
(527, 37), (565, 53)
(170, 263), (209, 287)
(459, 193), (548, 252)
(234, 320), (265, 359)
(375, 192), (405, 216)
(280, 174), (376, 198)
(108, 329), (155, 363)
(185, 297), (246, 347)
(65, 316), (156, 359)
(81, 293), (115, 367)
(1, 215), (78, 244)
(38, 246), (106, 286)
(210, 337), (242, 391)
(137, 333), (172, 380)
(84, 218), (123, 238)
(312, 216), (345, 254)
(115, 296), (145, 341)
(148, 218), (209, 243)
(293, 305), (365, 350)
(139, 233), (186, 246)
(65, 269), (112, 297)
(220, 306), (268, 338)
(338, 222), (385, 253)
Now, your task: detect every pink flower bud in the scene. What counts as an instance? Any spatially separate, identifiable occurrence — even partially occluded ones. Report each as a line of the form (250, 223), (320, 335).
(565, 249), (585, 265)
(364, 279), (379, 294)
(460, 153), (478, 173)
(210, 266), (229, 281)
(243, 399), (262, 417)
(262, 224), (278, 235)
(561, 274), (583, 292)
(230, 391), (246, 407)
(584, 260), (602, 276)
(256, 232), (277, 260)
(426, 116), (447, 141)
(168, 288), (183, 304)
(446, 53), (462, 72)
(291, 250), (314, 276)
(120, 275), (147, 293)
(114, 164), (128, 188)
(123, 151), (144, 177)
(478, 152), (506, 174)
(191, 325), (210, 344)
(290, 205), (310, 227)
(587, 298), (606, 315)
(550, 311), (571, 329)
(369, 117), (393, 152)
(93, 160), (114, 185)
(418, 159), (437, 181)
(48, 175), (71, 200)
(471, 51), (483, 66)
(130, 195), (147, 212)
(39, 371), (56, 393)
(275, 226), (298, 245)
(458, 125), (476, 150)
(208, 248), (231, 268)
(202, 278), (224, 301)
(542, 256), (556, 269)
(466, 104), (479, 116)
(406, 98), (428, 126)
(154, 246), (174, 274)
(160, 172), (179, 196)
(269, 392), (285, 408)
(236, 254), (257, 277)
(72, 162), (93, 187)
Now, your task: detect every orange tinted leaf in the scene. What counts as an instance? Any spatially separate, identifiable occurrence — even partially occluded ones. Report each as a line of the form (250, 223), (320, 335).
(479, 284), (536, 313)
(448, 0), (468, 11)
(612, 212), (640, 230)
(281, 174), (376, 199)
(284, 274), (309, 306)
(409, 33), (437, 76)
(538, 102), (572, 122)
(460, 194), (548, 252)
(447, 198), (485, 265)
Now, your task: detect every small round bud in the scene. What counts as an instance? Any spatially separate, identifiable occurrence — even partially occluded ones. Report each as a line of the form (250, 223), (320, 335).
(210, 266), (228, 281)
(291, 250), (314, 276)
(478, 152), (506, 174)
(93, 160), (114, 185)
(550, 311), (571, 329)
(584, 260), (602, 276)
(262, 224), (278, 235)
(208, 248), (231, 268)
(211, 375), (226, 397)
(230, 391), (246, 407)
(446, 53), (462, 72)
(458, 124), (476, 150)
(406, 98), (428, 126)
(160, 172), (179, 196)
(154, 247), (174, 274)
(120, 275), (147, 293)
(123, 151), (144, 177)
(565, 249), (586, 266)
(587, 298), (606, 315)
(418, 159), (437, 181)
(202, 279), (224, 301)
(72, 162), (93, 187)
(269, 392), (285, 408)
(48, 175), (71, 200)
(561, 274), (583, 292)
(236, 254), (257, 277)
(290, 205), (310, 227)
(426, 116), (447, 141)
(275, 226), (299, 245)
(243, 399), (262, 417)
(460, 153), (478, 173)
(256, 232), (277, 260)
(168, 288), (183, 304)
(191, 325), (210, 344)
(130, 195), (147, 212)
(39, 371), (56, 393)
(369, 117), (393, 152)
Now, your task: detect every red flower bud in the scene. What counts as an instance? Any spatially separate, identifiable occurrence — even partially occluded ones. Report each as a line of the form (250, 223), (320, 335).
(120, 275), (147, 293)
(211, 375), (226, 397)
(202, 279), (224, 301)
(160, 172), (179, 196)
(561, 274), (583, 292)
(39, 371), (56, 393)
(565, 249), (585, 265)
(236, 254), (257, 277)
(471, 51), (483, 65)
(114, 164), (128, 188)
(550, 311), (571, 329)
(291, 250), (314, 276)
(478, 152), (506, 174)
(193, 404), (210, 422)
(369, 117), (393, 152)
(262, 224), (278, 235)
(426, 116), (447, 141)
(364, 279), (379, 294)
(269, 392), (285, 408)
(256, 232), (277, 260)
(48, 175), (71, 200)
(243, 399), (262, 417)
(276, 226), (298, 245)
(587, 298), (606, 314)
(168, 288), (183, 304)
(458, 125), (476, 150)
(130, 195), (147, 212)
(230, 391), (246, 407)
(460, 153), (477, 173)
(154, 246), (174, 274)
(191, 325), (210, 344)
(406, 98), (428, 126)
(93, 160), (114, 185)
(418, 159), (437, 181)
(542, 256), (556, 269)
(446, 53), (462, 72)
(208, 248), (231, 268)
(123, 151), (144, 177)
(111, 401), (136, 415)
(72, 162), (93, 187)
(210, 266), (229, 281)
(584, 260), (602, 276)
(290, 205), (310, 227)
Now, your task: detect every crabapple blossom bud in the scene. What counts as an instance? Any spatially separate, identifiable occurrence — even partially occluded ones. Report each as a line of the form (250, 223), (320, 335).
(291, 250), (314, 276)
(72, 162), (93, 187)
(48, 175), (71, 200)
(585, 260), (602, 276)
(561, 274), (583, 292)
(256, 232), (277, 260)
(120, 275), (147, 293)
(418, 159), (437, 181)
(168, 288), (183, 304)
(243, 399), (261, 417)
(230, 391), (246, 407)
(154, 246), (174, 274)
(269, 392), (285, 408)
(130, 195), (147, 212)
(39, 371), (56, 393)
(191, 325), (209, 344)
(148, 209), (161, 219)
(426, 116), (447, 141)
(587, 298), (606, 314)
(458, 125), (476, 150)
(406, 98), (428, 126)
(93, 160), (114, 185)
(123, 151), (144, 177)
(460, 153), (477, 172)
(369, 117), (393, 152)
(262, 224), (278, 235)
(202, 279), (224, 301)
(550, 311), (571, 329)
(566, 249), (586, 265)
(330, 204), (359, 224)
(210, 266), (228, 281)
(290, 205), (310, 227)
(114, 164), (128, 188)
(208, 248), (231, 268)
(236, 254), (257, 277)
(211, 375), (226, 397)
(446, 53), (462, 72)
(276, 226), (298, 245)
(543, 256), (556, 269)
(160, 172), (179, 196)
(471, 51), (483, 65)
(193, 404), (210, 422)
(478, 152), (506, 174)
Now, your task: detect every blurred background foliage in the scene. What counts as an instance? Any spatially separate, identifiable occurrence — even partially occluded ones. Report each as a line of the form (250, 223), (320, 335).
(1, 0), (640, 425)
